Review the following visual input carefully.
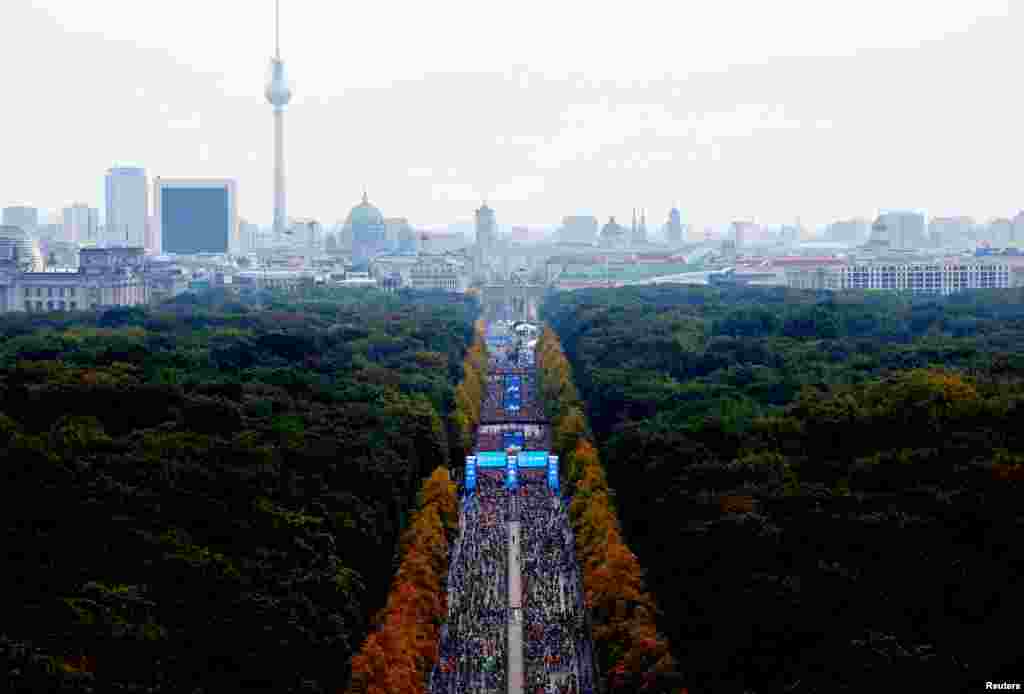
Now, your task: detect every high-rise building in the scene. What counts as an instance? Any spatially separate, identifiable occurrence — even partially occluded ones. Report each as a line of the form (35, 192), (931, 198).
(632, 210), (648, 245)
(2, 206), (39, 233)
(558, 216), (598, 245)
(665, 208), (683, 244)
(266, 0), (293, 242)
(732, 220), (754, 249)
(475, 202), (497, 274)
(239, 219), (259, 253)
(105, 167), (148, 247)
(62, 204), (100, 244)
(153, 178), (239, 255)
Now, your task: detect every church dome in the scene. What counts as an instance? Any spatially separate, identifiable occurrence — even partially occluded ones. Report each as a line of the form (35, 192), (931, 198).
(346, 193), (384, 227)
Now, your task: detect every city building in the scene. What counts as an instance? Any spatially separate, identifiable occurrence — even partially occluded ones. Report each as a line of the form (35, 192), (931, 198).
(234, 268), (315, 292)
(105, 167), (148, 247)
(558, 216), (598, 245)
(410, 254), (470, 292)
(665, 208), (684, 244)
(153, 178), (239, 255)
(239, 219), (259, 254)
(872, 211), (927, 250)
(0, 226), (45, 272)
(598, 217), (628, 249)
(397, 224), (418, 254)
(385, 217), (414, 253)
(62, 203), (100, 244)
(474, 203), (498, 278)
(785, 261), (1012, 294)
(419, 231), (468, 255)
(731, 220), (759, 249)
(986, 217), (1014, 247)
(824, 218), (869, 243)
(344, 193), (387, 268)
(928, 216), (973, 250)
(0, 246), (152, 312)
(631, 210), (648, 246)
(2, 206), (39, 233)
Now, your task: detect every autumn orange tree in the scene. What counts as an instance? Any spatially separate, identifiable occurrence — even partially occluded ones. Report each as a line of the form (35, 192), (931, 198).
(346, 467), (457, 694)
(452, 320), (488, 455)
(538, 327), (685, 694)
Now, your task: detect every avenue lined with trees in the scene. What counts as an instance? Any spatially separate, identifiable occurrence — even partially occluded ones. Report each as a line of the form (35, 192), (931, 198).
(3, 279), (1022, 692)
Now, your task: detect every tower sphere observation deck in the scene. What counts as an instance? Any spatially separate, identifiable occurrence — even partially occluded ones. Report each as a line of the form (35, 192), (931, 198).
(265, 58), (293, 109)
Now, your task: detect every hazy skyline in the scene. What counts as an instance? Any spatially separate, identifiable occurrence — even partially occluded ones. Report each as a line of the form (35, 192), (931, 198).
(4, 0), (1022, 231)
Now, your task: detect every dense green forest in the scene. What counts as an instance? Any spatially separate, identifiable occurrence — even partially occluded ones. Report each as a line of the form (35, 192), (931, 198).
(543, 285), (1024, 693)
(0, 287), (476, 692)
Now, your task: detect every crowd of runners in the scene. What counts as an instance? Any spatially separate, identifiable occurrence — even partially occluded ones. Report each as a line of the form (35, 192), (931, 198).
(430, 322), (595, 694)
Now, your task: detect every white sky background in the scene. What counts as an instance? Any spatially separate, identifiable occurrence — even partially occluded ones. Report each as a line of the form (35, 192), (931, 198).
(3, 0), (1021, 231)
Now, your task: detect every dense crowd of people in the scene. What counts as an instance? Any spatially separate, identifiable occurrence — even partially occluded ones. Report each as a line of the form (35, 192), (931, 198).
(481, 370), (542, 423)
(431, 326), (595, 694)
(431, 470), (509, 694)
(517, 472), (594, 694)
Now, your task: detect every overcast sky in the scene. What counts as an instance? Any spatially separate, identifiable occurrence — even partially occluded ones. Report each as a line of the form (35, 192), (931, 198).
(4, 0), (1022, 231)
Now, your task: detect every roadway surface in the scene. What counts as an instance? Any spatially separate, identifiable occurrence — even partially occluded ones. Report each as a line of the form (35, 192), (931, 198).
(507, 517), (523, 694)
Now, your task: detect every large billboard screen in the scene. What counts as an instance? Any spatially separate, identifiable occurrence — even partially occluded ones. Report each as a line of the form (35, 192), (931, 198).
(161, 187), (230, 254)
(503, 431), (525, 449)
(504, 374), (522, 411)
(465, 456), (476, 492)
(519, 451), (549, 468)
(477, 451), (506, 468)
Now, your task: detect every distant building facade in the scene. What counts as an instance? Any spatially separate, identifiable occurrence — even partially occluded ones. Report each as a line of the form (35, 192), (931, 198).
(928, 216), (974, 249)
(558, 216), (598, 245)
(62, 203), (100, 244)
(410, 254), (469, 292)
(665, 208), (684, 244)
(154, 178), (239, 255)
(105, 167), (148, 247)
(631, 210), (648, 246)
(2, 206), (39, 233)
(786, 261), (1012, 294)
(825, 218), (869, 243)
(0, 226), (45, 272)
(872, 211), (927, 250)
(474, 203), (498, 278)
(598, 217), (628, 249)
(0, 246), (152, 312)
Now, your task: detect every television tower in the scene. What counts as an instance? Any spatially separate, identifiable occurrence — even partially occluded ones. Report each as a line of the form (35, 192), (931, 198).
(265, 0), (293, 243)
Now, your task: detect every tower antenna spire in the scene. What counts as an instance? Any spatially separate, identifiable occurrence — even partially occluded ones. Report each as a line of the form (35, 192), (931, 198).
(275, 0), (281, 59)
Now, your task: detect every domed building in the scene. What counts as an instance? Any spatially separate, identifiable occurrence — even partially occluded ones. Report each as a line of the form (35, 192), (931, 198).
(344, 193), (387, 268)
